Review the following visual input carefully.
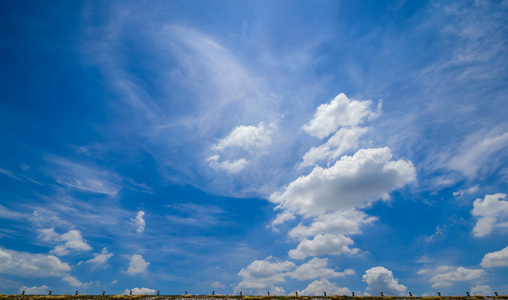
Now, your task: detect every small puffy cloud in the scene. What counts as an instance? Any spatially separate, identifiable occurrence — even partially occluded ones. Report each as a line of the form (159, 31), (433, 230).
(214, 122), (275, 151)
(0, 247), (71, 277)
(453, 185), (479, 198)
(38, 228), (91, 256)
(123, 287), (156, 295)
(132, 211), (146, 233)
(207, 155), (248, 173)
(18, 285), (49, 295)
(126, 254), (150, 275)
(301, 127), (368, 167)
(270, 147), (416, 219)
(289, 234), (359, 259)
(85, 248), (113, 269)
(418, 266), (486, 288)
(363, 267), (407, 296)
(471, 285), (492, 296)
(288, 257), (354, 280)
(63, 275), (83, 287)
(480, 245), (508, 268)
(471, 193), (508, 237)
(211, 281), (225, 289)
(299, 279), (351, 296)
(234, 257), (295, 294)
(302, 93), (376, 139)
(288, 210), (377, 239)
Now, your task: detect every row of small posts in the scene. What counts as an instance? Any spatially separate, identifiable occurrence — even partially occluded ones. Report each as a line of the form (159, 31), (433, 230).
(262, 291), (502, 297)
(19, 290), (501, 296)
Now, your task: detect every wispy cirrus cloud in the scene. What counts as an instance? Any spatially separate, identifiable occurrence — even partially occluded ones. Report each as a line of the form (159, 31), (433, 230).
(44, 156), (123, 196)
(448, 127), (508, 179)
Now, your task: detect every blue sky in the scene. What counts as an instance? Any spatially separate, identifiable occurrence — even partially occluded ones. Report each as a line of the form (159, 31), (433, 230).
(1, 0), (508, 296)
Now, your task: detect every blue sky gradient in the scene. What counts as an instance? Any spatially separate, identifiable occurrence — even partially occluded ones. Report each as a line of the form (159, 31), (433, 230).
(1, 0), (508, 296)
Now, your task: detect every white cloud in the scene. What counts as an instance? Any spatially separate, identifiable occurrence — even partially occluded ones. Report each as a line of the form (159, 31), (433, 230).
(418, 266), (486, 288)
(132, 211), (146, 233)
(85, 248), (113, 269)
(0, 247), (70, 277)
(363, 267), (407, 296)
(299, 279), (351, 296)
(270, 147), (416, 218)
(207, 155), (248, 173)
(480, 246), (508, 268)
(63, 275), (83, 287)
(18, 285), (49, 295)
(471, 285), (492, 296)
(45, 156), (123, 196)
(163, 24), (259, 102)
(211, 281), (225, 289)
(38, 228), (91, 256)
(288, 257), (354, 280)
(301, 127), (368, 167)
(0, 205), (26, 220)
(214, 122), (275, 151)
(126, 254), (150, 275)
(302, 93), (376, 139)
(448, 128), (508, 178)
(234, 257), (295, 294)
(289, 234), (359, 260)
(288, 210), (377, 239)
(453, 185), (479, 198)
(123, 287), (156, 295)
(471, 193), (508, 237)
